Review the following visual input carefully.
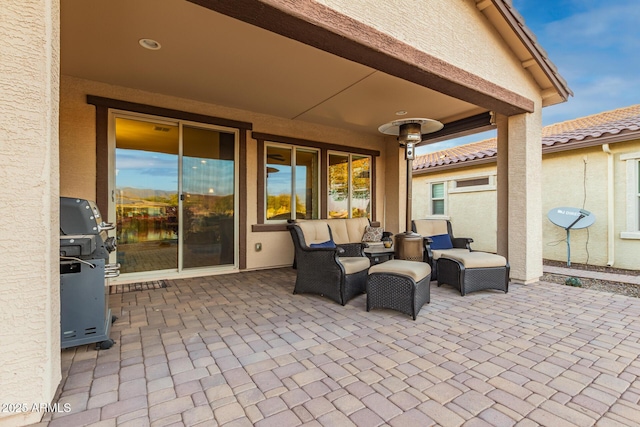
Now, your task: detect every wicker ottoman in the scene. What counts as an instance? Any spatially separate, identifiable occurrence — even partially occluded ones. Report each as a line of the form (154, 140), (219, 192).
(437, 252), (509, 296)
(366, 260), (431, 320)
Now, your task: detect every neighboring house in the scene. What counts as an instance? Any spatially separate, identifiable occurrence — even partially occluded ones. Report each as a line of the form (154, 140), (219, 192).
(413, 105), (640, 270)
(1, 1), (571, 424)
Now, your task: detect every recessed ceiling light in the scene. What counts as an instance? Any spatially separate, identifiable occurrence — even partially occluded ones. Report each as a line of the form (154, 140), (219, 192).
(139, 38), (161, 50)
(395, 110), (408, 116)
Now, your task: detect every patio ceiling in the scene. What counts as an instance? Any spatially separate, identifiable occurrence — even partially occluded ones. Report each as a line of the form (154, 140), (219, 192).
(61, 0), (486, 137)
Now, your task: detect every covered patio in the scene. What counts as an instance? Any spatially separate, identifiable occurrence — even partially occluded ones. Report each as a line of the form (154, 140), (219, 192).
(2, 1), (577, 425)
(35, 269), (640, 426)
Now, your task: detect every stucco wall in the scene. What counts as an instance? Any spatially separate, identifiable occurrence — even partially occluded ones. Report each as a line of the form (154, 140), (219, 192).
(541, 141), (640, 270)
(614, 142), (640, 268)
(315, 0), (541, 102)
(59, 76), (388, 272)
(413, 139), (640, 271)
(542, 147), (609, 266)
(0, 1), (61, 426)
(413, 164), (498, 253)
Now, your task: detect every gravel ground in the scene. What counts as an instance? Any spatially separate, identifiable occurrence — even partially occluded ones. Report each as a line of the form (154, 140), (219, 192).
(542, 260), (640, 298)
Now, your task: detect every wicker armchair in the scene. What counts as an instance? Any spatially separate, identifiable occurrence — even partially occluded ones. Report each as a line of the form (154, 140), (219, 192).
(412, 219), (473, 280)
(288, 221), (370, 305)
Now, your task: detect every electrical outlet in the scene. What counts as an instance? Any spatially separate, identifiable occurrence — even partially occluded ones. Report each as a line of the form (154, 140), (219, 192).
(255, 243), (262, 251)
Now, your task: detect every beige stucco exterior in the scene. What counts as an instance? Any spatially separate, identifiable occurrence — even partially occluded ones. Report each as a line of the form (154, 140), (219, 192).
(413, 139), (640, 271)
(0, 1), (61, 426)
(1, 1), (567, 425)
(413, 164), (498, 252)
(59, 76), (389, 272)
(315, 0), (542, 109)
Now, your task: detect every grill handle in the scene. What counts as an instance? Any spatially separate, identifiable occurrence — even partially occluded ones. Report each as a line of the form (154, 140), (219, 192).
(98, 221), (115, 232)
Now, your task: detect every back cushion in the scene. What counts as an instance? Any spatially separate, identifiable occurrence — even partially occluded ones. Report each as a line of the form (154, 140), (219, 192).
(298, 221), (331, 245)
(414, 219), (448, 236)
(328, 220), (349, 244)
(346, 217), (369, 242)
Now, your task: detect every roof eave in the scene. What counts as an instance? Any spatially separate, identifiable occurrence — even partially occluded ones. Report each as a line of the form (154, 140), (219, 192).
(413, 156), (497, 175)
(481, 0), (573, 105)
(542, 129), (640, 154)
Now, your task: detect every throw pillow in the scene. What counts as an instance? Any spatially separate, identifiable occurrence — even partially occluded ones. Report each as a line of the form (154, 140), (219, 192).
(362, 226), (383, 242)
(310, 239), (336, 248)
(429, 234), (453, 250)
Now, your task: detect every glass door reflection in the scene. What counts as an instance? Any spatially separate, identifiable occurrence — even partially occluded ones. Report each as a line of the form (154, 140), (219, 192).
(115, 117), (179, 273)
(182, 125), (236, 269)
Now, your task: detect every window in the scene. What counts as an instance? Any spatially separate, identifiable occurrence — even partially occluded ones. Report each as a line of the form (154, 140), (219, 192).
(621, 153), (640, 238)
(328, 153), (371, 218)
(431, 182), (445, 215)
(265, 144), (319, 221)
(255, 132), (379, 228)
(456, 177), (490, 188)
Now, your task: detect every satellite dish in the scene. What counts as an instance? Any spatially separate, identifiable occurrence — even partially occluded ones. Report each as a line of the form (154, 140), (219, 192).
(547, 207), (595, 266)
(547, 207), (595, 229)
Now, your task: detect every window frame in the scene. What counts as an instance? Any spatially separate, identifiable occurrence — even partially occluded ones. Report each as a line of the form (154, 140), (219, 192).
(264, 142), (321, 223)
(621, 152), (640, 239)
(327, 150), (372, 219)
(430, 182), (446, 216)
(253, 132), (379, 231)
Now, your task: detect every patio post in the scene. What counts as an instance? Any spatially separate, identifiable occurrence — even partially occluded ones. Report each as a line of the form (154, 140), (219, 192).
(505, 107), (544, 284)
(0, 0), (62, 426)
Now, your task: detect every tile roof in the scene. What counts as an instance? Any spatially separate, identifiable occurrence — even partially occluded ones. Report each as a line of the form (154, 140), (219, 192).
(414, 104), (640, 171)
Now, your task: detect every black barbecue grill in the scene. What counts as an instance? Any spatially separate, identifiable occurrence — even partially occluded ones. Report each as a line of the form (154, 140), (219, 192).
(59, 197), (119, 349)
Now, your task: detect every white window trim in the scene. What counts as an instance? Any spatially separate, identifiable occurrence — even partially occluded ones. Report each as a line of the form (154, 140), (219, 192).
(621, 151), (640, 239)
(430, 181), (446, 216)
(449, 173), (497, 194)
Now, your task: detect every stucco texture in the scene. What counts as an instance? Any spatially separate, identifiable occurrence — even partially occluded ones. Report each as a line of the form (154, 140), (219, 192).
(413, 140), (640, 271)
(315, 0), (540, 102)
(413, 164), (498, 253)
(0, 1), (61, 426)
(59, 76), (388, 273)
(543, 143), (640, 270)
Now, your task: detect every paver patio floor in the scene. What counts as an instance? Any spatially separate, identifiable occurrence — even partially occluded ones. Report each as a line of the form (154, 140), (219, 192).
(34, 268), (640, 426)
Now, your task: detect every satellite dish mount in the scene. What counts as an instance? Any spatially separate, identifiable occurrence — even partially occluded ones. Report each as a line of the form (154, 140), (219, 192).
(547, 207), (595, 266)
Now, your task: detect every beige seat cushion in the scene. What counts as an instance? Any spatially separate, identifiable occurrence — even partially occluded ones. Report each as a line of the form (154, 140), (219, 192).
(413, 219), (448, 236)
(440, 251), (507, 269)
(298, 221), (331, 245)
(369, 260), (431, 282)
(432, 248), (470, 260)
(339, 257), (370, 274)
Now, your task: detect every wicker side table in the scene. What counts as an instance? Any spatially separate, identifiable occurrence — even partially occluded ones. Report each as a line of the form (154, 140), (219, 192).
(366, 260), (431, 320)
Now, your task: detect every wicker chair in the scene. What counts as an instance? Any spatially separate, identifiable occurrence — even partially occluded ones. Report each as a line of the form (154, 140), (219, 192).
(412, 219), (473, 280)
(288, 221), (370, 305)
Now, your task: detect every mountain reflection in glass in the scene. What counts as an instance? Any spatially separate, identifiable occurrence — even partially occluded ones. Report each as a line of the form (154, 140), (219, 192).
(115, 118), (236, 274)
(115, 118), (179, 273)
(182, 126), (235, 269)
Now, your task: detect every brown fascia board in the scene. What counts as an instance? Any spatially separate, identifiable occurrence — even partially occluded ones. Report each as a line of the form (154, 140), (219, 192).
(491, 0), (573, 102)
(420, 112), (496, 144)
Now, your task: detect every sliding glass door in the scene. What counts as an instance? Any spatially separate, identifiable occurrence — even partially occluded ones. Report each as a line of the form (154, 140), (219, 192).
(113, 115), (237, 276)
(182, 125), (235, 268)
